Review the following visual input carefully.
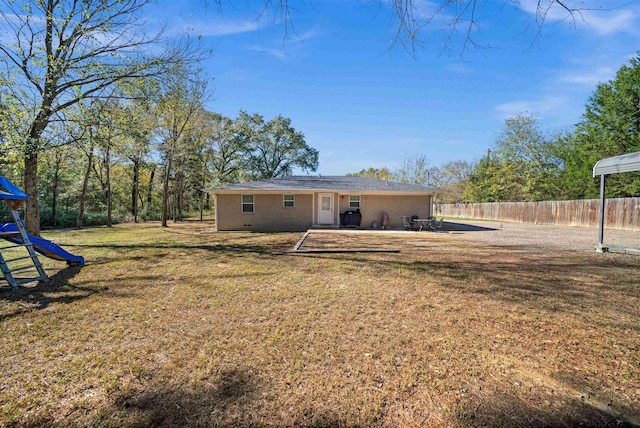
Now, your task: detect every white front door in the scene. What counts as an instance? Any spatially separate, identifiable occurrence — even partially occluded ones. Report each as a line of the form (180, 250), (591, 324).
(318, 193), (334, 225)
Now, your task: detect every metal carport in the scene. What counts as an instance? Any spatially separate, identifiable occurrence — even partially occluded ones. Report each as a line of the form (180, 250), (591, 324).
(593, 151), (640, 253)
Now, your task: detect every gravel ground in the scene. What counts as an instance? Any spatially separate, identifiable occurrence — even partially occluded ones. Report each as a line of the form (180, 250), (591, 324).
(440, 219), (640, 255)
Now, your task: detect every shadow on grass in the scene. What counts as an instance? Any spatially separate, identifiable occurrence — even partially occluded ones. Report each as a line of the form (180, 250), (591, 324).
(307, 251), (639, 326)
(453, 390), (635, 427)
(95, 368), (263, 426)
(0, 265), (93, 321)
(83, 378), (636, 427)
(75, 242), (291, 258)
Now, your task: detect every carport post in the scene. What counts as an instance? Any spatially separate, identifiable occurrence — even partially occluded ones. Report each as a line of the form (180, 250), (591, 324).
(597, 174), (606, 251)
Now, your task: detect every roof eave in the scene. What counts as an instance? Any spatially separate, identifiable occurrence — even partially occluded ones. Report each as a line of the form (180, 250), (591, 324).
(204, 188), (441, 195)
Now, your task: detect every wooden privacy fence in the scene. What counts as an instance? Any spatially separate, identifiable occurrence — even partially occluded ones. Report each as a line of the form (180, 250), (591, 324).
(437, 198), (640, 231)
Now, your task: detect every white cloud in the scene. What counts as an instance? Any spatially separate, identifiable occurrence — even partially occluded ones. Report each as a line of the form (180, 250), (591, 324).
(244, 44), (288, 60)
(0, 12), (45, 26)
(180, 19), (260, 37)
(412, 0), (474, 30)
(558, 66), (615, 87)
(517, 0), (638, 36)
(242, 25), (321, 60)
(295, 27), (321, 42)
(494, 95), (567, 119)
(584, 9), (636, 35)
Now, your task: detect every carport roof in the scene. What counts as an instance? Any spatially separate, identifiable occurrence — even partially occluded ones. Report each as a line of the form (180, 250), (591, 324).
(593, 151), (640, 176)
(205, 176), (440, 193)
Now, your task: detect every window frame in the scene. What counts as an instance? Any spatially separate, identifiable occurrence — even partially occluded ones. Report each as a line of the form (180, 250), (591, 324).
(241, 194), (255, 213)
(283, 194), (295, 208)
(348, 195), (361, 209)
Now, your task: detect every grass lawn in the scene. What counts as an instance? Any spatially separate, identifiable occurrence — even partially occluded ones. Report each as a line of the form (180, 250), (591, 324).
(0, 222), (638, 427)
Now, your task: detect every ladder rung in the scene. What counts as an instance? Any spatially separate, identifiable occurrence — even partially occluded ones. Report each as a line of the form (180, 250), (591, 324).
(15, 277), (46, 285)
(0, 243), (29, 250)
(4, 255), (38, 263)
(9, 265), (41, 274)
(1, 205), (49, 288)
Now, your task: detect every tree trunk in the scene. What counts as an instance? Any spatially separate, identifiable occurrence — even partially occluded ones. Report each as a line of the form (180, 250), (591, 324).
(105, 146), (113, 227)
(24, 153), (41, 236)
(174, 172), (183, 223)
(162, 150), (173, 227)
(51, 163), (59, 227)
(146, 168), (155, 221)
(77, 146), (94, 229)
(200, 174), (205, 221)
(171, 192), (176, 222)
(177, 190), (183, 222)
(132, 158), (139, 223)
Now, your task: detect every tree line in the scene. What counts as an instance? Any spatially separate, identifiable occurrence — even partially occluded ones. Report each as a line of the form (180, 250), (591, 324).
(0, 0), (317, 234)
(0, 83), (318, 230)
(1, 1), (636, 233)
(351, 53), (640, 204)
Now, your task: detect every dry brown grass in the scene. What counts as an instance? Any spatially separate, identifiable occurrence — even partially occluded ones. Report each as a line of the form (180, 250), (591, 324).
(0, 222), (638, 427)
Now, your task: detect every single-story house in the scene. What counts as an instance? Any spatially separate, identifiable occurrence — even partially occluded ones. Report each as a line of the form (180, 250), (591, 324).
(205, 176), (441, 232)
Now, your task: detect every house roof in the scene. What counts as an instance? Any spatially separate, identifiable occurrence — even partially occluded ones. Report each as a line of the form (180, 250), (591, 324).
(205, 176), (440, 193)
(593, 151), (640, 176)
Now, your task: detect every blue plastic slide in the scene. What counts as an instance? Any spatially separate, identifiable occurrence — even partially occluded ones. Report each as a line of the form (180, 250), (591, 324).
(1, 223), (85, 266)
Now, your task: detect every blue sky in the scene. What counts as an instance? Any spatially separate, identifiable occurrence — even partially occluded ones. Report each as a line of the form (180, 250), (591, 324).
(148, 0), (639, 175)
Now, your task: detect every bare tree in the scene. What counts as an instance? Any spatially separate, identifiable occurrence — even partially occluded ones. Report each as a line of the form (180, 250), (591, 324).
(217, 1), (617, 56)
(435, 160), (474, 203)
(396, 154), (434, 187)
(383, 0), (590, 55)
(0, 0), (204, 235)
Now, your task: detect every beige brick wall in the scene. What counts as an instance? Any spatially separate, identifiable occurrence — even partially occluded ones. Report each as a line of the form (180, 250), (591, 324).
(338, 194), (432, 228)
(216, 193), (313, 232)
(215, 192), (432, 231)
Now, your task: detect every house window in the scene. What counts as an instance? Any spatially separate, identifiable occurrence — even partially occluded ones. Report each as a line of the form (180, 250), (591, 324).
(242, 194), (254, 213)
(349, 195), (361, 209)
(283, 194), (295, 208)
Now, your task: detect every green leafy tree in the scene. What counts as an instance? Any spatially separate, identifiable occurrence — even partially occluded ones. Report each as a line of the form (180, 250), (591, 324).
(346, 167), (396, 180)
(205, 112), (246, 185)
(567, 53), (640, 198)
(66, 100), (104, 228)
(155, 67), (209, 227)
(40, 133), (75, 227)
(89, 99), (124, 228)
(494, 114), (564, 201)
(233, 111), (318, 179)
(0, 0), (202, 234)
(464, 151), (526, 203)
(464, 114), (566, 202)
(115, 81), (159, 223)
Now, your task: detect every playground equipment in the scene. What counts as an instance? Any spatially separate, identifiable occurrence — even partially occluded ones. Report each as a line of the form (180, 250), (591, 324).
(0, 176), (84, 288)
